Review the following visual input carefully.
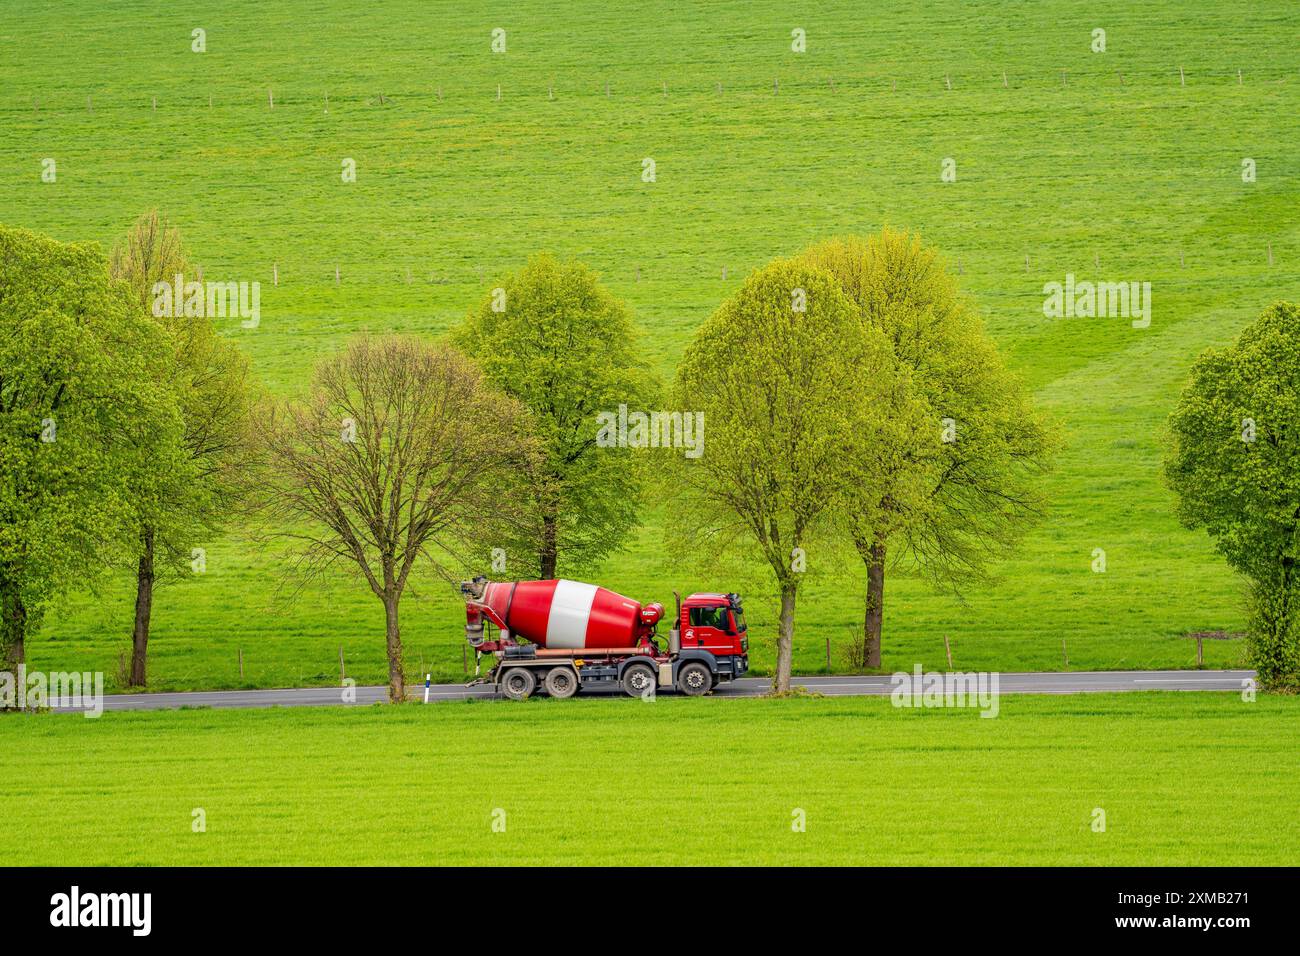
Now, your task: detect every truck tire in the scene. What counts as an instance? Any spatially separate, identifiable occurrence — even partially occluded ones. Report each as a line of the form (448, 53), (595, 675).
(677, 661), (712, 697)
(621, 663), (656, 698)
(543, 666), (579, 699)
(500, 667), (536, 701)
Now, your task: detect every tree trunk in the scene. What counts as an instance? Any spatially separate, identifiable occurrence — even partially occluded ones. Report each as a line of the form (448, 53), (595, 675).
(1, 576), (25, 672)
(129, 528), (155, 687)
(1249, 558), (1300, 688)
(384, 593), (405, 702)
(539, 509), (558, 579)
(863, 540), (886, 670)
(773, 581), (797, 693)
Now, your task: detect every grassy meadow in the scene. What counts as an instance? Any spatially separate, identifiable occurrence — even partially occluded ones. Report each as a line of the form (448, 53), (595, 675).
(1, 2), (1297, 689)
(1, 692), (1295, 866)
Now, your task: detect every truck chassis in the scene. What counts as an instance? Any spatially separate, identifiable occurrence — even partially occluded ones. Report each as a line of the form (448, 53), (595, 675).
(487, 644), (748, 700)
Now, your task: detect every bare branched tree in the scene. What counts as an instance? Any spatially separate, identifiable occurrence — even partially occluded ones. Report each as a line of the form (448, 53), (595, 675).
(256, 335), (537, 700)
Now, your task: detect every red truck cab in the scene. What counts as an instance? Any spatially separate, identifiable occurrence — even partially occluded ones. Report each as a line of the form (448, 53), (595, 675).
(680, 592), (749, 659)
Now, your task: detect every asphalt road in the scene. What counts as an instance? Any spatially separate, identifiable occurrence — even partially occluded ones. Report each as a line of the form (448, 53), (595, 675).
(64, 669), (1256, 712)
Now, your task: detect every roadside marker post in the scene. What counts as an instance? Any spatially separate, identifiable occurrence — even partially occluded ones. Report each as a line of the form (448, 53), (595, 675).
(944, 634), (953, 670)
(424, 674), (431, 704)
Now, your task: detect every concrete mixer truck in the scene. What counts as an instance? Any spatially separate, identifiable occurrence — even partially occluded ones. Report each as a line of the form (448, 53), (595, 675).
(460, 577), (750, 699)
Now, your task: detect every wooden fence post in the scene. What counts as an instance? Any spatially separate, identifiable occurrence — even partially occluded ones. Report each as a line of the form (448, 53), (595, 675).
(944, 635), (953, 670)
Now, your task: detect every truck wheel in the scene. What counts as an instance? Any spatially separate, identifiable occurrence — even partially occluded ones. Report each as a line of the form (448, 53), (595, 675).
(621, 663), (656, 698)
(677, 661), (712, 697)
(500, 668), (536, 701)
(543, 667), (579, 700)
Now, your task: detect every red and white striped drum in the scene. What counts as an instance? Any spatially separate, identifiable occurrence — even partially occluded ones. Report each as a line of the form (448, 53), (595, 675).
(476, 579), (662, 649)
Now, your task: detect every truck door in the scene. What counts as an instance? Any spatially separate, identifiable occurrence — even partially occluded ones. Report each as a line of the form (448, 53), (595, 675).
(685, 604), (732, 653)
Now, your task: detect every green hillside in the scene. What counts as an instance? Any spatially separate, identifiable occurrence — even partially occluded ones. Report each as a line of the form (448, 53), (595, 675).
(2, 1), (1297, 689)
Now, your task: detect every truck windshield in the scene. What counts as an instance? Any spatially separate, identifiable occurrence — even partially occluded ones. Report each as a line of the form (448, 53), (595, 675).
(731, 609), (747, 632)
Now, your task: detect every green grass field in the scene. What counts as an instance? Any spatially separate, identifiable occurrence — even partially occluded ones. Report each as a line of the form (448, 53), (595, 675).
(1, 692), (1294, 865)
(2, 1), (1297, 689)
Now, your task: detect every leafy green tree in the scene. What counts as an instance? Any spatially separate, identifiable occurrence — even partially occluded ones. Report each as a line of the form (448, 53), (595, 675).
(109, 211), (257, 687)
(1166, 302), (1300, 688)
(455, 254), (655, 579)
(0, 225), (190, 673)
(799, 231), (1056, 668)
(668, 258), (899, 691)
